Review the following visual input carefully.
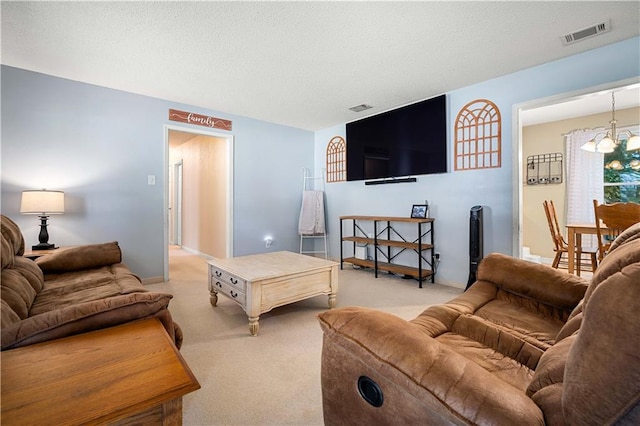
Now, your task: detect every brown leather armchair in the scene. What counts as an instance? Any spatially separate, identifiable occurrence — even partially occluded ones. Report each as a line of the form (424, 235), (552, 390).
(318, 223), (640, 425)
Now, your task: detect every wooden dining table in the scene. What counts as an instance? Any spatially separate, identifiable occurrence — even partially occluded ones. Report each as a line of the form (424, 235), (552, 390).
(566, 222), (606, 275)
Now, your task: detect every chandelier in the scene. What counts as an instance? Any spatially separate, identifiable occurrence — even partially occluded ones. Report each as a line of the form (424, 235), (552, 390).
(580, 91), (640, 153)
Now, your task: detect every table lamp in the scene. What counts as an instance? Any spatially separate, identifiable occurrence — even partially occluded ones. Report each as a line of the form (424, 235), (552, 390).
(20, 189), (65, 250)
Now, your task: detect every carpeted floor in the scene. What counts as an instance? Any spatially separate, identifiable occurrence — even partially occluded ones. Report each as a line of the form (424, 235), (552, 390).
(147, 247), (463, 425)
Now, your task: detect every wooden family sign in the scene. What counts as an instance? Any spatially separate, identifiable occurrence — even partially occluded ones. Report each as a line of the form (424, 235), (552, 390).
(169, 109), (232, 131)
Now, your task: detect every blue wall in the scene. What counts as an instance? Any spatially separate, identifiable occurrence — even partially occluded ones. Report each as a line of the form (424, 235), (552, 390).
(316, 36), (640, 287)
(3, 37), (639, 285)
(1, 66), (314, 279)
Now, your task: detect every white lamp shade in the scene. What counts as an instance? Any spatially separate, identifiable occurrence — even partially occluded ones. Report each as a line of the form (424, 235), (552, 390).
(626, 134), (640, 151)
(596, 136), (616, 153)
(580, 140), (597, 152)
(20, 190), (65, 214)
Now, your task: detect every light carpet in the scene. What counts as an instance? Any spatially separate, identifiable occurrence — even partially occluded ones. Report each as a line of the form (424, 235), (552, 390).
(147, 247), (463, 425)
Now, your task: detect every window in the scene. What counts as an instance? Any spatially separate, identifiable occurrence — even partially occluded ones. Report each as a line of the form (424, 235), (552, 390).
(603, 126), (640, 204)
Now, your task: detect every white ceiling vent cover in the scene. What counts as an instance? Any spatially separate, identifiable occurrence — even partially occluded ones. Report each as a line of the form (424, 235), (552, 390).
(349, 104), (373, 113)
(561, 20), (611, 45)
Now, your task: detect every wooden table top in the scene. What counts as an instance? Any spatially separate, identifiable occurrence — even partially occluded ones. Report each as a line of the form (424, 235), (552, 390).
(22, 246), (73, 258)
(340, 215), (434, 222)
(207, 251), (338, 281)
(1, 318), (200, 425)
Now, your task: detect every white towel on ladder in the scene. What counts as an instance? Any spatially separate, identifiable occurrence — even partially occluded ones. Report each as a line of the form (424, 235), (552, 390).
(298, 191), (325, 235)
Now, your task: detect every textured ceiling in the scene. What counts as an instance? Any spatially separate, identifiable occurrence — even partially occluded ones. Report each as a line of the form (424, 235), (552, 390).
(521, 84), (640, 126)
(2, 1), (639, 131)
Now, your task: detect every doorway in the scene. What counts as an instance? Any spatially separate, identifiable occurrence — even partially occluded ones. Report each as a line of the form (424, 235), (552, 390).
(163, 125), (234, 281)
(513, 77), (640, 259)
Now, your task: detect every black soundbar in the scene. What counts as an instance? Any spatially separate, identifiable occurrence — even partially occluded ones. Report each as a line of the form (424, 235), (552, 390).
(364, 177), (417, 185)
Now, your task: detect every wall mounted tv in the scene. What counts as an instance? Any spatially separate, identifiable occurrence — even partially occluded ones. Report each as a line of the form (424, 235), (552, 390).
(346, 94), (447, 182)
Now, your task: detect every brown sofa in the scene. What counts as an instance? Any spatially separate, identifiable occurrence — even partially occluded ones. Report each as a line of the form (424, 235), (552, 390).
(1, 214), (182, 350)
(318, 222), (640, 425)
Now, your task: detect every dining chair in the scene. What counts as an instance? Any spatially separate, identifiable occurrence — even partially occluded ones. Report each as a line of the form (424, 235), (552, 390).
(543, 200), (598, 276)
(593, 200), (640, 261)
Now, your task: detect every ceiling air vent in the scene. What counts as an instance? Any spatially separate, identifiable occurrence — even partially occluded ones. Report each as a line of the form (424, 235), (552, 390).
(349, 104), (373, 113)
(561, 19), (611, 45)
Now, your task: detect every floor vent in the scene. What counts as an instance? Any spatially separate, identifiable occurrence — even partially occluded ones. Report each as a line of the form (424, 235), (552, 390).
(561, 19), (611, 45)
(349, 104), (373, 113)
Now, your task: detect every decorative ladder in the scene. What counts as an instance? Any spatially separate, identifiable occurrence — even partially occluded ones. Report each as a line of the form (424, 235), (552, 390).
(299, 168), (328, 259)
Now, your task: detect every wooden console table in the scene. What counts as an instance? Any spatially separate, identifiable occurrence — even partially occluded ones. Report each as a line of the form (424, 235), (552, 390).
(340, 215), (435, 287)
(1, 318), (200, 425)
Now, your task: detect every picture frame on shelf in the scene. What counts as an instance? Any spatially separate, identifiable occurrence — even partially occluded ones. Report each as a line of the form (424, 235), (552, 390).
(411, 204), (428, 218)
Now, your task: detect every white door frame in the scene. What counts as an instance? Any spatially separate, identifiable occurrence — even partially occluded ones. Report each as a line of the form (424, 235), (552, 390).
(511, 77), (639, 258)
(169, 159), (183, 245)
(163, 124), (234, 281)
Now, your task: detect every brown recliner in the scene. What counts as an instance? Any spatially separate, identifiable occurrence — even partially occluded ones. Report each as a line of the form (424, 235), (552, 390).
(318, 223), (640, 425)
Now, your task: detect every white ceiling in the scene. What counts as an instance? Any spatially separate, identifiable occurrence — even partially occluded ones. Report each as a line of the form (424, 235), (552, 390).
(2, 1), (639, 131)
(521, 84), (640, 126)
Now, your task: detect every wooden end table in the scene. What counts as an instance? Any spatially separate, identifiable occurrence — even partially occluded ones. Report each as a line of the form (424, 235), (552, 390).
(208, 251), (339, 336)
(1, 318), (200, 425)
(22, 246), (71, 260)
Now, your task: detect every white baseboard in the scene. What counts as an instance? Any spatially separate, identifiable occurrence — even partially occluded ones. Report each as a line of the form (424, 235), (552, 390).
(142, 276), (164, 285)
(180, 246), (215, 260)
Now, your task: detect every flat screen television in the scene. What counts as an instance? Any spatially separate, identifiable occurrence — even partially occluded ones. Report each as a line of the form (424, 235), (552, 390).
(346, 94), (447, 181)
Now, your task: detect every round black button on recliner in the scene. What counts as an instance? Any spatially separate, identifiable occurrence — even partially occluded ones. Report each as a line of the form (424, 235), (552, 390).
(357, 376), (384, 407)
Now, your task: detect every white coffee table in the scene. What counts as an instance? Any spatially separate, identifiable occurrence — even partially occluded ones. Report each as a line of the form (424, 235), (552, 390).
(207, 251), (339, 336)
